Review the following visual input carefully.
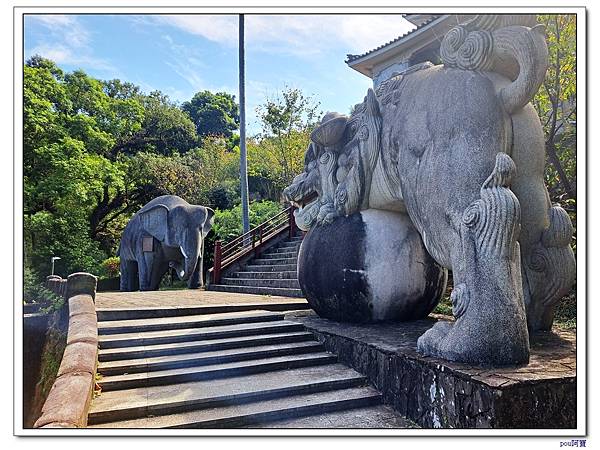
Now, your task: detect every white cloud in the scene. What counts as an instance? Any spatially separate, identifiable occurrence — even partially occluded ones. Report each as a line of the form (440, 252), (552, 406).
(28, 43), (117, 73)
(165, 60), (206, 92)
(157, 31), (237, 97)
(155, 15), (238, 46)
(333, 15), (417, 52)
(25, 14), (117, 74)
(151, 14), (414, 58)
(27, 15), (91, 48)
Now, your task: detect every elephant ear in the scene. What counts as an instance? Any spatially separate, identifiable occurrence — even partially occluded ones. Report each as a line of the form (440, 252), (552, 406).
(140, 204), (170, 242)
(192, 206), (214, 238)
(202, 207), (215, 237)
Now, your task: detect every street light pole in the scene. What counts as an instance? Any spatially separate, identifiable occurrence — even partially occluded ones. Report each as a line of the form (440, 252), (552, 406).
(239, 14), (250, 234)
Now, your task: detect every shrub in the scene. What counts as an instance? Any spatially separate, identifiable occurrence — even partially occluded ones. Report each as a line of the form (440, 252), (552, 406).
(100, 256), (120, 279)
(211, 200), (283, 241)
(203, 200), (284, 269)
(206, 186), (236, 210)
(23, 266), (64, 312)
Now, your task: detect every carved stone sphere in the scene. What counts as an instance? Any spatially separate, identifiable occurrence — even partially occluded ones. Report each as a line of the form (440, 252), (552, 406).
(298, 209), (447, 323)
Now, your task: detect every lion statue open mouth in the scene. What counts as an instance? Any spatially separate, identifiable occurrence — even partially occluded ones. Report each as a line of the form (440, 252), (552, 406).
(282, 144), (321, 231)
(283, 111), (351, 230)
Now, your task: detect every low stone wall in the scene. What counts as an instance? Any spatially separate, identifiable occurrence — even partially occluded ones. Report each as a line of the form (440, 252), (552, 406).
(44, 275), (67, 298)
(287, 311), (576, 429)
(23, 312), (51, 427)
(97, 277), (120, 292)
(33, 273), (98, 429)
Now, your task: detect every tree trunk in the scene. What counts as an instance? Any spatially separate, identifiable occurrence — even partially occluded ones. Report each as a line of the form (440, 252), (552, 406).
(545, 141), (576, 201)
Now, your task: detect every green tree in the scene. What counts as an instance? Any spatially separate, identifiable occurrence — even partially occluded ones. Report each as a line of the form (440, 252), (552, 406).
(533, 14), (577, 260)
(24, 57), (248, 276)
(103, 79), (141, 99)
(181, 90), (240, 139)
(534, 14), (577, 205)
(203, 200), (284, 269)
(22, 60), (157, 267)
(250, 87), (321, 196)
(111, 90), (197, 157)
(24, 57), (125, 273)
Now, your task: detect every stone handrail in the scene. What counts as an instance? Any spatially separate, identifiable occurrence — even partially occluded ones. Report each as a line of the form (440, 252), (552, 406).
(33, 273), (98, 428)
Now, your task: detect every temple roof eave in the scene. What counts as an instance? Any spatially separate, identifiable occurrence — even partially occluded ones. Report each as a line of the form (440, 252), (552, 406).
(345, 14), (471, 79)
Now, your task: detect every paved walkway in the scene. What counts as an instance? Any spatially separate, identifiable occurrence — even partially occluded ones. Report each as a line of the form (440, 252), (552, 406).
(95, 289), (308, 309)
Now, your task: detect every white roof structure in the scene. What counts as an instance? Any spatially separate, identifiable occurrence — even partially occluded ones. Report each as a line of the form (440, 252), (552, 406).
(345, 14), (472, 88)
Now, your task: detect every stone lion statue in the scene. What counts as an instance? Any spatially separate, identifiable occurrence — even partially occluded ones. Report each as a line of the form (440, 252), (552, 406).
(283, 15), (575, 366)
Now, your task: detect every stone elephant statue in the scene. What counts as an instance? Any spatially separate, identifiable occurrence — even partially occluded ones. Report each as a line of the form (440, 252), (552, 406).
(118, 195), (214, 291)
(284, 16), (576, 366)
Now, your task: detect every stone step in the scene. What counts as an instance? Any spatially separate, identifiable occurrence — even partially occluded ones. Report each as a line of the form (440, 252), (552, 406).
(89, 363), (366, 425)
(251, 257), (297, 266)
(209, 284), (304, 298)
(89, 385), (380, 428)
(289, 236), (304, 242)
(260, 251), (298, 259)
(98, 331), (316, 362)
(248, 404), (418, 428)
(98, 341), (324, 376)
(97, 352), (338, 391)
(98, 310), (285, 335)
(221, 278), (301, 289)
(96, 301), (309, 321)
(231, 271), (297, 280)
(98, 320), (305, 349)
(244, 264), (297, 272)
(274, 243), (301, 252)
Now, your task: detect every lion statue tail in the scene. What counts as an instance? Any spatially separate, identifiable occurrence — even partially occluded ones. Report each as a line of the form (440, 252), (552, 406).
(440, 15), (549, 115)
(492, 25), (549, 114)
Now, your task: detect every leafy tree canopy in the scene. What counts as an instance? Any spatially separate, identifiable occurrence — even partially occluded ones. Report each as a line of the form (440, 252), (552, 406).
(249, 87), (321, 194)
(23, 57), (233, 276)
(532, 14), (577, 259)
(534, 14), (576, 205)
(181, 90), (240, 139)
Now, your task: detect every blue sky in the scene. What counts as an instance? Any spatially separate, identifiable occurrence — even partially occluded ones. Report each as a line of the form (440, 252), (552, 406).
(24, 14), (414, 134)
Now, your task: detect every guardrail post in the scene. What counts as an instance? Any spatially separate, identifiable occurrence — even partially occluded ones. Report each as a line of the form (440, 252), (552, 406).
(255, 225), (263, 258)
(288, 207), (295, 238)
(213, 241), (222, 284)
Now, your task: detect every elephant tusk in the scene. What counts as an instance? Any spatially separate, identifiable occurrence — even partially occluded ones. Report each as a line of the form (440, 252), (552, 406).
(179, 246), (188, 259)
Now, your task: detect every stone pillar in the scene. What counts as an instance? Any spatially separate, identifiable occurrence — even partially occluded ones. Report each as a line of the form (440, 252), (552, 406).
(66, 273), (98, 302)
(45, 275), (66, 298)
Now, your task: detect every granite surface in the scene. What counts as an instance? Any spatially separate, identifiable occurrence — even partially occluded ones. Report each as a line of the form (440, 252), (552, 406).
(287, 311), (576, 428)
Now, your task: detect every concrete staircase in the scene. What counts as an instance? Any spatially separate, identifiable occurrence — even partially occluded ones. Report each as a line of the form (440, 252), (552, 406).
(209, 235), (303, 298)
(89, 306), (415, 429)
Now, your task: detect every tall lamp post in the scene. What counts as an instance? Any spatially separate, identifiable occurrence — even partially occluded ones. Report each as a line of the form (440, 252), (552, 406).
(50, 256), (61, 276)
(239, 14), (250, 234)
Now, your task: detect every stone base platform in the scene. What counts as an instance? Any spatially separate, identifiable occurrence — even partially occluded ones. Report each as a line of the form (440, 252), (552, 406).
(286, 311), (576, 429)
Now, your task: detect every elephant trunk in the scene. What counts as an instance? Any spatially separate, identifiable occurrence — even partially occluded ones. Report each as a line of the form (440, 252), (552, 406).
(181, 247), (199, 281)
(169, 254), (201, 287)
(187, 255), (203, 289)
(178, 230), (201, 282)
(169, 260), (186, 280)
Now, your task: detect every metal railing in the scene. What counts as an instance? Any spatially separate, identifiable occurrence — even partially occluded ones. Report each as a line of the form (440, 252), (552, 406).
(211, 206), (297, 284)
